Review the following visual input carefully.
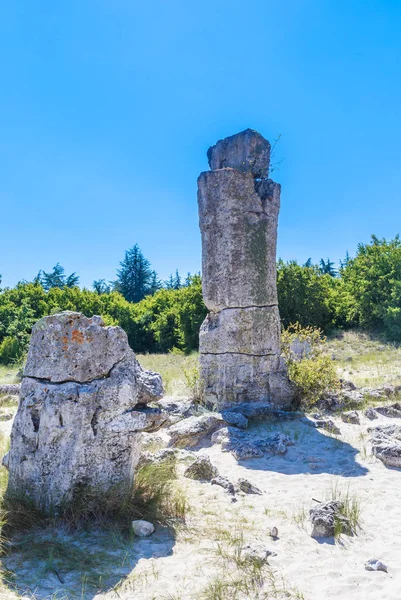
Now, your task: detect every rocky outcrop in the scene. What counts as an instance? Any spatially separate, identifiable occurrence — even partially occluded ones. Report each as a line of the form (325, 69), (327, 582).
(5, 312), (164, 513)
(309, 501), (351, 538)
(368, 423), (401, 468)
(198, 129), (294, 409)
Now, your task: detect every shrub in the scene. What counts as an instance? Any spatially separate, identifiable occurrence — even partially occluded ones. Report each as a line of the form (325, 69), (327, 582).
(282, 323), (339, 409)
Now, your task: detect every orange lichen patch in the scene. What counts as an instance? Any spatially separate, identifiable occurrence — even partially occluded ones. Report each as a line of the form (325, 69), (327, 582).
(62, 335), (69, 352)
(71, 330), (85, 344)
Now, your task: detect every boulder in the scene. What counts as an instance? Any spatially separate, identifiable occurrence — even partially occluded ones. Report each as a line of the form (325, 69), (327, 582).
(241, 544), (276, 564)
(184, 455), (218, 481)
(341, 410), (360, 425)
(368, 424), (401, 467)
(167, 413), (223, 448)
(365, 558), (388, 572)
(5, 312), (164, 513)
(211, 475), (235, 494)
(207, 128), (271, 179)
(131, 520), (155, 537)
(236, 478), (262, 495)
(309, 501), (351, 538)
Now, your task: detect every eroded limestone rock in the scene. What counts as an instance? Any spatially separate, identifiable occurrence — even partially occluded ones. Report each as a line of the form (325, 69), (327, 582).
(5, 312), (164, 513)
(198, 129), (293, 409)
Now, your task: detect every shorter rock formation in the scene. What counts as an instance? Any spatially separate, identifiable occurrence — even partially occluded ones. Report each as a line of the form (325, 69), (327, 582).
(4, 312), (164, 513)
(341, 410), (360, 424)
(184, 455), (218, 481)
(309, 501), (351, 538)
(368, 423), (401, 468)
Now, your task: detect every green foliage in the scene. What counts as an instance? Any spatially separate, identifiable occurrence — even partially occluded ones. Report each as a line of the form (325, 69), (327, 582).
(282, 323), (339, 409)
(0, 276), (206, 362)
(39, 263), (79, 290)
(340, 235), (401, 339)
(116, 243), (159, 302)
(277, 260), (338, 330)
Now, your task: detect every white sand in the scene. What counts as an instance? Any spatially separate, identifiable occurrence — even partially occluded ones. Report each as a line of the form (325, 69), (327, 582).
(1, 411), (401, 599)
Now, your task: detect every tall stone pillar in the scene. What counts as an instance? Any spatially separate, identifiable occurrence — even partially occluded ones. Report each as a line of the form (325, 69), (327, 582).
(197, 129), (293, 409)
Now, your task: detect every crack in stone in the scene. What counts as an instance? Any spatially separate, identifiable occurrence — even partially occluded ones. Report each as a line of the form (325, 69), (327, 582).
(216, 304), (278, 313)
(23, 355), (127, 386)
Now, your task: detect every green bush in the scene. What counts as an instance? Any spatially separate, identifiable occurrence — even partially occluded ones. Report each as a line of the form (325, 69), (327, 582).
(282, 323), (339, 409)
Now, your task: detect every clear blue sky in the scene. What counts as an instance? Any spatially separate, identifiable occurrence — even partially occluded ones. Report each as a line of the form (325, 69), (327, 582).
(1, 1), (401, 288)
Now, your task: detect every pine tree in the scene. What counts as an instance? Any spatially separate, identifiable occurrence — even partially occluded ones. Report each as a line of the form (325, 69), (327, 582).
(93, 279), (111, 294)
(40, 263), (80, 290)
(319, 258), (337, 277)
(116, 244), (155, 303)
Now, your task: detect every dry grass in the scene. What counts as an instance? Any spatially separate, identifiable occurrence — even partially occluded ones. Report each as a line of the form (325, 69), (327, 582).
(137, 352), (199, 397)
(0, 367), (20, 386)
(326, 330), (401, 388)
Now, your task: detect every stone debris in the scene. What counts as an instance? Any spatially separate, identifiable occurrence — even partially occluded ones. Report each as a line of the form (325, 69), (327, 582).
(211, 475), (236, 494)
(131, 520), (155, 537)
(167, 413), (224, 448)
(197, 129), (294, 409)
(157, 397), (199, 424)
(304, 417), (341, 435)
(236, 478), (263, 495)
(240, 543), (277, 564)
(211, 426), (293, 460)
(373, 403), (401, 418)
(365, 407), (379, 420)
(221, 410), (248, 429)
(309, 501), (351, 538)
(270, 526), (278, 538)
(341, 410), (360, 424)
(365, 558), (388, 573)
(5, 311), (164, 513)
(368, 424), (401, 468)
(0, 384), (20, 396)
(184, 455), (218, 481)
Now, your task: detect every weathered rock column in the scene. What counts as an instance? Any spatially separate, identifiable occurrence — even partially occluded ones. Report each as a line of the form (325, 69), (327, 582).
(4, 312), (164, 513)
(198, 129), (293, 409)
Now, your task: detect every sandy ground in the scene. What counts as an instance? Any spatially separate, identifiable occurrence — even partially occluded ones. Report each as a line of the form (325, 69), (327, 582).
(1, 408), (401, 600)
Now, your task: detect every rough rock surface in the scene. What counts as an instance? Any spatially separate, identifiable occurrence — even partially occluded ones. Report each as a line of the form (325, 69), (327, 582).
(198, 130), (294, 409)
(237, 478), (263, 495)
(309, 501), (351, 538)
(167, 413), (224, 448)
(131, 520), (155, 537)
(211, 475), (235, 494)
(207, 129), (271, 178)
(365, 558), (388, 572)
(0, 384), (20, 396)
(241, 544), (277, 563)
(211, 426), (293, 460)
(368, 424), (401, 467)
(5, 312), (164, 512)
(184, 455), (218, 481)
(341, 410), (360, 425)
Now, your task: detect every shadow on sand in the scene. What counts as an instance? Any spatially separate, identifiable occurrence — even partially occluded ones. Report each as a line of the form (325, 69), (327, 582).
(3, 524), (175, 600)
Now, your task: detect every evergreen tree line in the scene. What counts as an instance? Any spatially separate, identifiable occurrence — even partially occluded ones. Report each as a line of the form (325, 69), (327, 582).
(2, 235), (401, 363)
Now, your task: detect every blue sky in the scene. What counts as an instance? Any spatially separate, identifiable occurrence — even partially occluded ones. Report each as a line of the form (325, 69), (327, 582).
(1, 0), (401, 288)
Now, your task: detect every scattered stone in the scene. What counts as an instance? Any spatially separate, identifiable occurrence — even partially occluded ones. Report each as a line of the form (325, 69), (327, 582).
(157, 397), (198, 424)
(341, 410), (360, 425)
(309, 501), (351, 538)
(5, 312), (164, 513)
(137, 448), (177, 469)
(0, 412), (13, 421)
(0, 384), (20, 397)
(131, 520), (155, 537)
(365, 408), (379, 420)
(198, 130), (294, 409)
(167, 413), (224, 448)
(221, 410), (248, 429)
(374, 403), (401, 418)
(211, 427), (293, 460)
(236, 478), (262, 495)
(368, 424), (401, 467)
(211, 475), (235, 494)
(241, 544), (277, 564)
(365, 558), (388, 573)
(305, 418), (341, 435)
(184, 455), (218, 481)
(270, 526), (278, 538)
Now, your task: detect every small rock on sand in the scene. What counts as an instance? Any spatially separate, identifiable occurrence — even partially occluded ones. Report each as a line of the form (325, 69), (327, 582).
(132, 520), (155, 537)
